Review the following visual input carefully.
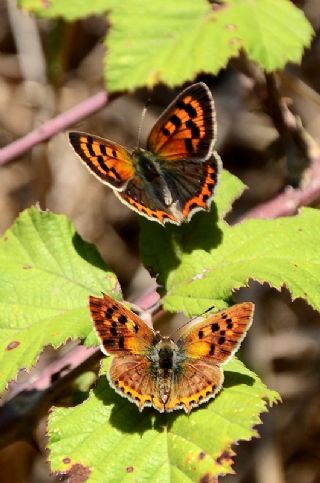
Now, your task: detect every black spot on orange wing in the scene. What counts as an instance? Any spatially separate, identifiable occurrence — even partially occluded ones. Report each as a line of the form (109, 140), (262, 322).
(119, 336), (125, 349)
(169, 114), (182, 129)
(209, 344), (215, 355)
(87, 141), (95, 157)
(185, 138), (194, 153)
(118, 314), (127, 324)
(218, 336), (225, 345)
(185, 119), (200, 138)
(161, 126), (170, 137)
(176, 100), (197, 118)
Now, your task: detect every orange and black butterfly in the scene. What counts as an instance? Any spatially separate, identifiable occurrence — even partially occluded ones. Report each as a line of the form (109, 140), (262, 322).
(69, 83), (221, 225)
(90, 294), (254, 413)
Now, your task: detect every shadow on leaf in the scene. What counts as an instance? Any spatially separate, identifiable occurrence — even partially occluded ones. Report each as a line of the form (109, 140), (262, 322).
(72, 232), (111, 272)
(93, 364), (254, 436)
(94, 376), (184, 434)
(223, 370), (255, 389)
(140, 202), (223, 289)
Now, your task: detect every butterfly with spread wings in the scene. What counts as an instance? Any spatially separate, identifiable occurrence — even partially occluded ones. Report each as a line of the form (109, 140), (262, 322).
(90, 294), (254, 413)
(69, 83), (220, 225)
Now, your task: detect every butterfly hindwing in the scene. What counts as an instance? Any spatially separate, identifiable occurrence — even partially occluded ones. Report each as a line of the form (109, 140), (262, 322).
(166, 360), (223, 413)
(177, 303), (255, 364)
(161, 155), (220, 222)
(147, 82), (216, 161)
(68, 132), (135, 190)
(115, 178), (177, 225)
(109, 354), (164, 412)
(89, 294), (154, 355)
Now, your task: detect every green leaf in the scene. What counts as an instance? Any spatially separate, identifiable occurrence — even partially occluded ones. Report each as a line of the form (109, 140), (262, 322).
(140, 170), (244, 296)
(163, 207), (320, 315)
(0, 207), (119, 394)
(106, 0), (313, 91)
(18, 0), (115, 20)
(219, 0), (313, 72)
(48, 357), (279, 482)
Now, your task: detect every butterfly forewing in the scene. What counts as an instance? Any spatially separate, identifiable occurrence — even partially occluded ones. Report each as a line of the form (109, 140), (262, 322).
(89, 294), (154, 355)
(147, 82), (216, 161)
(178, 303), (254, 364)
(90, 294), (164, 412)
(69, 132), (135, 190)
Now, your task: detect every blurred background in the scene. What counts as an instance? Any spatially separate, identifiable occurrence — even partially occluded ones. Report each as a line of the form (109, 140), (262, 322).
(0, 0), (320, 482)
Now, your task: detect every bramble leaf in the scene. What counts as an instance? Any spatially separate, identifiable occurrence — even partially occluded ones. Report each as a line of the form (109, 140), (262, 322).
(106, 0), (313, 91)
(18, 0), (115, 20)
(140, 170), (244, 300)
(19, 0), (313, 91)
(48, 357), (279, 482)
(162, 207), (320, 315)
(0, 207), (118, 394)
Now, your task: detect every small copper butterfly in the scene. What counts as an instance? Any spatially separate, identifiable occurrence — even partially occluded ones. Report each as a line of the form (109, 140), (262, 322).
(90, 294), (254, 413)
(69, 83), (220, 225)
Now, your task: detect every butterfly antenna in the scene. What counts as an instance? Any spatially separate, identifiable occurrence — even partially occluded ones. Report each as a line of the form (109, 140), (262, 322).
(137, 98), (151, 148)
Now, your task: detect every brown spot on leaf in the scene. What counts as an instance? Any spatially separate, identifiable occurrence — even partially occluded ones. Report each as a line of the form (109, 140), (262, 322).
(229, 37), (242, 46)
(63, 457), (71, 464)
(216, 449), (234, 466)
(126, 466), (134, 473)
(6, 341), (20, 351)
(225, 23), (237, 31)
(200, 473), (217, 483)
(198, 451), (206, 460)
(22, 264), (32, 269)
(58, 463), (91, 483)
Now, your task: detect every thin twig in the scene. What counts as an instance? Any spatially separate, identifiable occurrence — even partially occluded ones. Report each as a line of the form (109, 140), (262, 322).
(264, 72), (312, 186)
(0, 90), (108, 165)
(0, 346), (101, 449)
(238, 152), (320, 221)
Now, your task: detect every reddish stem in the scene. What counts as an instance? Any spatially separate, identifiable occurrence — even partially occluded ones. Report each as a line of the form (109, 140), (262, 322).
(0, 90), (108, 165)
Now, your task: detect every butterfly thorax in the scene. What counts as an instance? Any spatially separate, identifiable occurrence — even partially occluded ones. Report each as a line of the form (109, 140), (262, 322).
(149, 337), (185, 404)
(132, 148), (161, 181)
(132, 148), (174, 208)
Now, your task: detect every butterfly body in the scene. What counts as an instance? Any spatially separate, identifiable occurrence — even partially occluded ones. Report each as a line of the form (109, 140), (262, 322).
(90, 294), (254, 413)
(69, 82), (220, 225)
(147, 336), (187, 405)
(130, 148), (175, 209)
